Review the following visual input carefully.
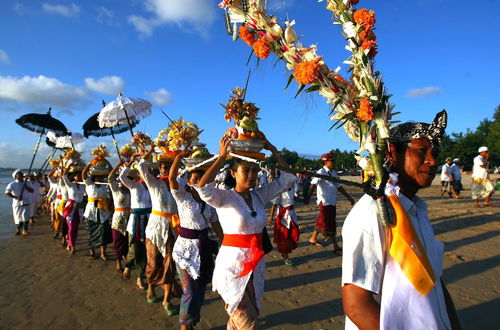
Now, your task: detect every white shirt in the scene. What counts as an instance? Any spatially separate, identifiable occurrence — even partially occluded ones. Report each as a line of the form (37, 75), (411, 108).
(311, 166), (342, 206)
(342, 189), (451, 330)
(272, 188), (298, 228)
(119, 166), (152, 209)
(472, 155), (488, 180)
(440, 163), (451, 182)
(257, 171), (268, 187)
(172, 185), (219, 279)
(5, 180), (31, 206)
(450, 164), (461, 181)
(196, 173), (297, 314)
(108, 176), (131, 233)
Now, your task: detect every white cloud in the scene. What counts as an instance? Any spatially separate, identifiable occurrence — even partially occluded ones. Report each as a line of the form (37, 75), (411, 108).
(42, 3), (80, 17)
(84, 76), (125, 95)
(407, 87), (441, 98)
(144, 88), (173, 107)
(0, 75), (88, 111)
(96, 6), (116, 26)
(0, 142), (54, 169)
(0, 49), (10, 64)
(128, 0), (216, 37)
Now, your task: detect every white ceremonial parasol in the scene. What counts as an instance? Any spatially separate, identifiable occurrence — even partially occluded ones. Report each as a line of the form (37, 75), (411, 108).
(98, 93), (152, 136)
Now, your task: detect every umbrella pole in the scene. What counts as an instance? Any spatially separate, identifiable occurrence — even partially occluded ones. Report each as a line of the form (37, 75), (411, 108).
(110, 128), (122, 161)
(42, 149), (59, 173)
(20, 130), (44, 198)
(39, 147), (56, 172)
(123, 109), (134, 137)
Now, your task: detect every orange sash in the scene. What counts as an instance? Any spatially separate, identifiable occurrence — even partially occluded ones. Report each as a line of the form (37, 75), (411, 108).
(115, 207), (131, 212)
(151, 210), (180, 228)
(88, 197), (108, 211)
(386, 194), (435, 295)
(222, 233), (264, 278)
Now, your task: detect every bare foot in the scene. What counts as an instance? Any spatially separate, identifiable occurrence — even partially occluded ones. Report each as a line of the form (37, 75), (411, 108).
(123, 267), (131, 280)
(309, 240), (324, 248)
(136, 277), (146, 290)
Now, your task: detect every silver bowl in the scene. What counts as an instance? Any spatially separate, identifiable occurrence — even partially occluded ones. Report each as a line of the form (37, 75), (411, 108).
(182, 157), (211, 167)
(229, 139), (265, 153)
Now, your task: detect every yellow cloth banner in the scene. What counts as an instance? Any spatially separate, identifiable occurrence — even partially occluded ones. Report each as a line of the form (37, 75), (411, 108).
(387, 194), (436, 295)
(88, 197), (108, 211)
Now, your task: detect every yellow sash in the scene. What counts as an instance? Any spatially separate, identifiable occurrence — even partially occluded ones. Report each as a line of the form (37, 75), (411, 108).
(386, 194), (436, 295)
(88, 197), (108, 211)
(151, 210), (180, 228)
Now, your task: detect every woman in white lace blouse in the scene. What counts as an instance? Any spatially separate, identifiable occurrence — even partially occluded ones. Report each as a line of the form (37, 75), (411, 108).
(196, 135), (296, 329)
(169, 150), (223, 330)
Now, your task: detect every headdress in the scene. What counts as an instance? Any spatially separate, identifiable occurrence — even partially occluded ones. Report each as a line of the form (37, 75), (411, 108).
(321, 151), (335, 161)
(478, 146), (488, 153)
(389, 110), (447, 149)
(12, 169), (22, 179)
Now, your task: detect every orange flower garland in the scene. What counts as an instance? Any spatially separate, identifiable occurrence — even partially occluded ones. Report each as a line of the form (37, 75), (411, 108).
(239, 24), (256, 46)
(253, 38), (271, 59)
(356, 98), (374, 121)
(293, 59), (321, 86)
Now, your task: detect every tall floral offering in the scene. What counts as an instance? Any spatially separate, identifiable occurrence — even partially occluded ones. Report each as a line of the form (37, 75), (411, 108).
(222, 86), (266, 160)
(130, 132), (152, 150)
(91, 144), (110, 167)
(152, 128), (181, 163)
(120, 144), (135, 159)
(221, 0), (394, 223)
(166, 117), (203, 151)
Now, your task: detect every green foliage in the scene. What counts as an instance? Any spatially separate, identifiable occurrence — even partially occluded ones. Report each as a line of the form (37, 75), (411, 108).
(439, 105), (499, 170)
(262, 147), (357, 170)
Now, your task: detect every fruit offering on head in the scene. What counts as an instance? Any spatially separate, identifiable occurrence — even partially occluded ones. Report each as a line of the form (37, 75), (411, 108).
(167, 117), (203, 151)
(222, 86), (264, 141)
(190, 145), (211, 159)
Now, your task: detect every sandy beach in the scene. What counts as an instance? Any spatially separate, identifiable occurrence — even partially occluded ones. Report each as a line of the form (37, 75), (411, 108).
(0, 174), (498, 329)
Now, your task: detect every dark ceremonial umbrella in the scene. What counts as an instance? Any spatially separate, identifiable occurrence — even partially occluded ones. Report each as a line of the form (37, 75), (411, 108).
(15, 107), (70, 197)
(83, 107), (139, 158)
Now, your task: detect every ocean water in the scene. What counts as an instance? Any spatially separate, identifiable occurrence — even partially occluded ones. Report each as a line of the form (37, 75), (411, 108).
(0, 171), (21, 239)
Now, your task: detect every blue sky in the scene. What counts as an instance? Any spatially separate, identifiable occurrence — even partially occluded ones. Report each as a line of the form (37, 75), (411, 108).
(1, 0), (499, 168)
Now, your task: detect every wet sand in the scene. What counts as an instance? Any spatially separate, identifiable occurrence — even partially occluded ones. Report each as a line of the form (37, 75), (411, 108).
(0, 174), (498, 329)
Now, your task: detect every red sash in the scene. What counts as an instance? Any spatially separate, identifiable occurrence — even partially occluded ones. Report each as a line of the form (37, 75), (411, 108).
(222, 233), (264, 278)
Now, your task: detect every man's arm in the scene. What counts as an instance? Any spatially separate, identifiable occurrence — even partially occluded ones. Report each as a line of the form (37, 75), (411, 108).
(342, 284), (380, 330)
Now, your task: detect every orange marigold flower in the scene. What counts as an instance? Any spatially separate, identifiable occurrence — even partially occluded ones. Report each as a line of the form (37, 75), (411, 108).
(253, 38), (271, 59)
(239, 24), (256, 46)
(361, 39), (377, 50)
(359, 28), (376, 41)
(353, 9), (376, 29)
(293, 59), (321, 86)
(356, 98), (374, 122)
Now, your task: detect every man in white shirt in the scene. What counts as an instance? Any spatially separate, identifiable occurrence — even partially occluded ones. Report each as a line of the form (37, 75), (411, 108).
(257, 168), (268, 187)
(471, 146), (494, 207)
(450, 158), (462, 199)
(5, 169), (33, 236)
(307, 151), (355, 255)
(341, 110), (461, 330)
(440, 157), (453, 198)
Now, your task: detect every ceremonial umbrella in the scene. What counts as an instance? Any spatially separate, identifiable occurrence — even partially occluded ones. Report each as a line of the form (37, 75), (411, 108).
(83, 110), (139, 158)
(98, 93), (152, 137)
(15, 107), (70, 196)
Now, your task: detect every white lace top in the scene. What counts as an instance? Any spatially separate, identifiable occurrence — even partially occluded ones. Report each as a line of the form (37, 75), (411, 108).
(137, 159), (178, 257)
(272, 188), (298, 228)
(108, 177), (131, 234)
(171, 185), (218, 279)
(62, 175), (85, 203)
(196, 173), (297, 314)
(83, 177), (110, 223)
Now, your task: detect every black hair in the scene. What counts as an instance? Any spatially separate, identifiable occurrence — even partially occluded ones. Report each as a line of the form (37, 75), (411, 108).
(187, 169), (206, 180)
